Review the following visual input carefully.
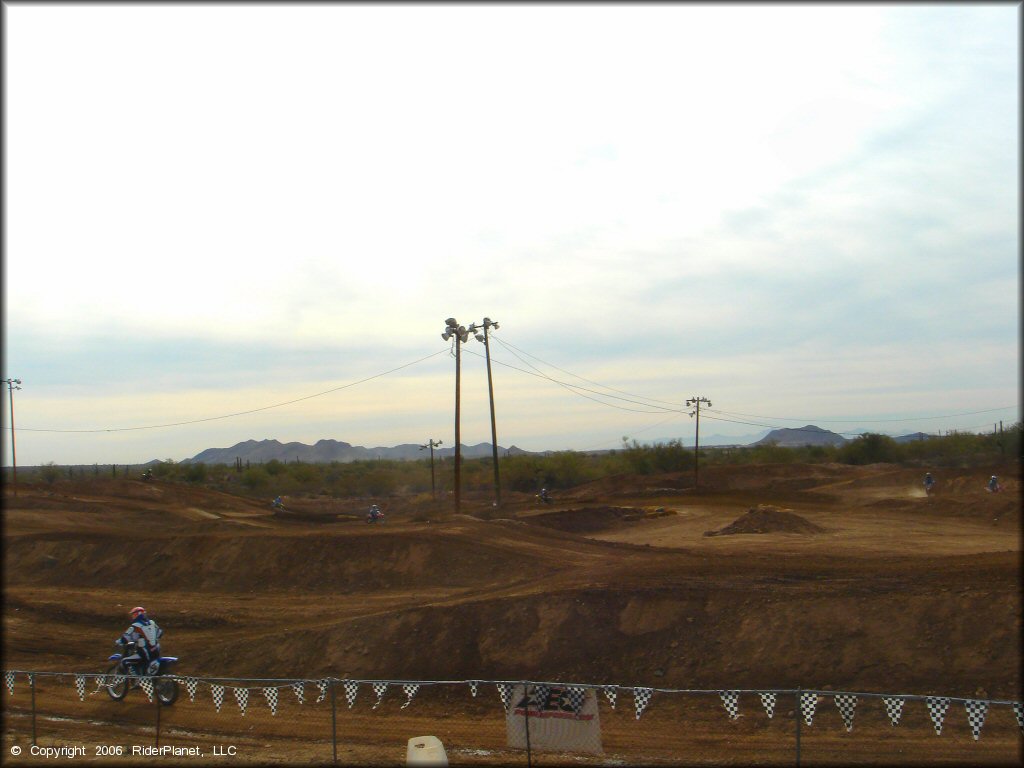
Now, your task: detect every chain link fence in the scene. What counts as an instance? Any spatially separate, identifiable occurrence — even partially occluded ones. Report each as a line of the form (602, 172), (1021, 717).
(3, 671), (1021, 765)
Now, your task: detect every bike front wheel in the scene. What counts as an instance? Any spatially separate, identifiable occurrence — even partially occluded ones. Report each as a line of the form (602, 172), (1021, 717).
(105, 667), (128, 701)
(155, 678), (179, 706)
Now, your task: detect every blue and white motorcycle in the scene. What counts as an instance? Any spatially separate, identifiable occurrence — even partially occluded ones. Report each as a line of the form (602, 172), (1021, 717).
(104, 642), (180, 705)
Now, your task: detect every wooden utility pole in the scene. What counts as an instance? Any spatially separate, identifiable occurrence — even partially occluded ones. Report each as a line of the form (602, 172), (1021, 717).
(686, 395), (711, 489)
(420, 439), (443, 499)
(442, 319), (470, 513)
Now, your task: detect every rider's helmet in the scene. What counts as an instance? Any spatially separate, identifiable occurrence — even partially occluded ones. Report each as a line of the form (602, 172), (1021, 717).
(130, 606), (146, 621)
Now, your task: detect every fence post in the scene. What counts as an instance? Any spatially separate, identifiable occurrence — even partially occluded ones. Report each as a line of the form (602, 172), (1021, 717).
(524, 682), (532, 768)
(30, 674), (37, 746)
(794, 688), (801, 767)
(155, 685), (161, 747)
(330, 680), (338, 766)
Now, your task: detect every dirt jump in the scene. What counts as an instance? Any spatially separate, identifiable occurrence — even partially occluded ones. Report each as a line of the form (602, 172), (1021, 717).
(2, 461), (1020, 764)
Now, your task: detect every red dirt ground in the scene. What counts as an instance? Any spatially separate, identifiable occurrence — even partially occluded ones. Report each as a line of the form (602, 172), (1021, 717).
(2, 461), (1020, 765)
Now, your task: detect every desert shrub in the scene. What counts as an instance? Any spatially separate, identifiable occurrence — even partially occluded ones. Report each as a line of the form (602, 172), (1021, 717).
(265, 459), (286, 476)
(837, 433), (901, 465)
(40, 461), (61, 484)
(184, 462), (208, 483)
(241, 466), (270, 490)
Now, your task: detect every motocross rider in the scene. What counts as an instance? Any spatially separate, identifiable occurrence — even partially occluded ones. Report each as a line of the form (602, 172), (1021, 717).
(117, 606), (163, 676)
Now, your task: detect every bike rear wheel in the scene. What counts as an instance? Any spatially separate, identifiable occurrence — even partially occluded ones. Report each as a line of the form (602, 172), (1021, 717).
(105, 667), (128, 701)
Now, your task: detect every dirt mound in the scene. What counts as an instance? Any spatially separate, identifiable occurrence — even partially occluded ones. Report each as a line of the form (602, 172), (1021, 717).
(704, 505), (826, 536)
(524, 506), (673, 534)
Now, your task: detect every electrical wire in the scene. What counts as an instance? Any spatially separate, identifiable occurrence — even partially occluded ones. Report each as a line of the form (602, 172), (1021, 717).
(10, 349), (449, 433)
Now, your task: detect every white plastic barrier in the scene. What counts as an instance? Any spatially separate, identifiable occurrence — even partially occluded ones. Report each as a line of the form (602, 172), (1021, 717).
(406, 735), (448, 766)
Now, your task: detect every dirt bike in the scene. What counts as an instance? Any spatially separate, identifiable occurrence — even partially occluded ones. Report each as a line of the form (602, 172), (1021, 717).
(104, 643), (180, 705)
(366, 510), (385, 523)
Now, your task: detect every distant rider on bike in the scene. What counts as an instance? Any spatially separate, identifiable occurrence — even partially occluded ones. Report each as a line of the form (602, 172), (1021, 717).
(923, 473), (935, 495)
(117, 606), (163, 676)
(987, 475), (1001, 493)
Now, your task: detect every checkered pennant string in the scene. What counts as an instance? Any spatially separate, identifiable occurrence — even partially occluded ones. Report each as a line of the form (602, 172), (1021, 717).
(292, 681), (304, 705)
(964, 699), (988, 741)
(5, 671), (15, 696)
(603, 685), (618, 709)
(883, 696), (904, 726)
(185, 678), (198, 703)
(567, 686), (586, 716)
(799, 692), (817, 726)
(925, 697), (950, 735)
(264, 687), (279, 716)
(316, 680), (329, 704)
(139, 677), (154, 703)
(719, 690), (740, 720)
(372, 682), (388, 709)
(532, 684), (550, 710)
(634, 687), (654, 720)
(759, 692), (776, 719)
(234, 687), (249, 716)
(497, 683), (514, 712)
(344, 680), (359, 709)
(834, 694), (857, 732)
(468, 681), (479, 698)
(1014, 702), (1023, 732)
(212, 684), (225, 713)
(401, 683), (419, 710)
(75, 675), (87, 701)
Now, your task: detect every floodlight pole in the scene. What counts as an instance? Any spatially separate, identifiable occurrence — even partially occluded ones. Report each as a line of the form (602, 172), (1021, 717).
(442, 319), (470, 513)
(419, 438), (442, 499)
(3, 379), (22, 498)
(686, 396), (711, 490)
(471, 318), (501, 506)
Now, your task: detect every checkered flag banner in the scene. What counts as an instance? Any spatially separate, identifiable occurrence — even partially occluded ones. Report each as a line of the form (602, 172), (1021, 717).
(234, 687), (249, 716)
(834, 694), (857, 732)
(292, 681), (304, 705)
(75, 675), (86, 701)
(401, 684), (420, 710)
(964, 699), (988, 741)
(799, 692), (817, 726)
(883, 696), (904, 726)
(603, 685), (618, 709)
(264, 687), (278, 716)
(567, 686), (586, 716)
(212, 684), (225, 713)
(372, 682), (388, 709)
(759, 692), (776, 719)
(185, 678), (198, 703)
(719, 690), (740, 720)
(468, 681), (479, 698)
(533, 684), (550, 709)
(139, 677), (154, 703)
(5, 671), (15, 696)
(634, 687), (653, 720)
(316, 680), (329, 704)
(344, 680), (359, 709)
(926, 696), (950, 735)
(497, 683), (514, 712)
(1014, 702), (1023, 732)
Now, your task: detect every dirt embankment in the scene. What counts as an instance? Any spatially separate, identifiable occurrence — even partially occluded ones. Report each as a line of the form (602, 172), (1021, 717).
(2, 462), (1021, 699)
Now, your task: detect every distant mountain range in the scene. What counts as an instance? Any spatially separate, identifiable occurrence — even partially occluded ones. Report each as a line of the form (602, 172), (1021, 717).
(182, 428), (937, 464)
(184, 439), (538, 465)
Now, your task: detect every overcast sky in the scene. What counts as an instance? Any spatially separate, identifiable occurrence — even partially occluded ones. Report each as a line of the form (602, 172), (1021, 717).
(4, 3), (1019, 466)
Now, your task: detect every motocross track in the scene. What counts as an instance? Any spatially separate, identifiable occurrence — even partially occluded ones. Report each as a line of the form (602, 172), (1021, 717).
(2, 461), (1021, 765)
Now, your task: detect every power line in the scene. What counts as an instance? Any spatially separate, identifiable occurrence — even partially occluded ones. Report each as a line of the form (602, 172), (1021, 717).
(493, 336), (686, 408)
(706, 405), (1018, 424)
(466, 345), (678, 414)
(8, 349), (449, 434)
